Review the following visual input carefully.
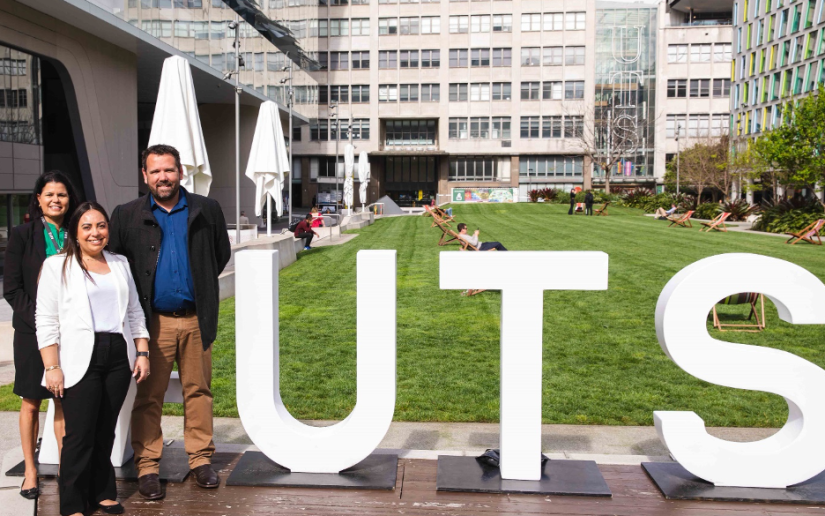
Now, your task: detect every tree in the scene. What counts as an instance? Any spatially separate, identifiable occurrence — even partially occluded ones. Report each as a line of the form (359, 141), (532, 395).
(752, 85), (825, 196)
(672, 137), (729, 201)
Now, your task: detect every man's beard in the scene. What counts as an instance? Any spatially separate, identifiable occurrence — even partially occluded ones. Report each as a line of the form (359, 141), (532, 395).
(151, 181), (180, 201)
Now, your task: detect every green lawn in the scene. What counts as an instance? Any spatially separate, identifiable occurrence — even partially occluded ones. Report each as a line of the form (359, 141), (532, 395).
(4, 204), (825, 427)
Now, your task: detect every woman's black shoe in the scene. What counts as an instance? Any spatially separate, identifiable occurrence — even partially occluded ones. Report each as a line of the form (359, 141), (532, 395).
(19, 481), (39, 500)
(98, 502), (125, 514)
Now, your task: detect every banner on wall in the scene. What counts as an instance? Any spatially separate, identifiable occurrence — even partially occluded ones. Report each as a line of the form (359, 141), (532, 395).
(451, 188), (519, 203)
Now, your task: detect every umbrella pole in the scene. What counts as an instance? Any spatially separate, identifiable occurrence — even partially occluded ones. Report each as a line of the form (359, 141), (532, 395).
(267, 194), (272, 237)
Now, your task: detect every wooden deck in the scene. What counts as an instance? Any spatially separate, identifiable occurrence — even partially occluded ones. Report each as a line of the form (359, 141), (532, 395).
(38, 453), (825, 515)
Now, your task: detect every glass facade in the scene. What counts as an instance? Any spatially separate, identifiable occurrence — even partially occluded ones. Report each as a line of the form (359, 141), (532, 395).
(593, 3), (657, 179)
(89, 0), (319, 119)
(0, 45), (41, 145)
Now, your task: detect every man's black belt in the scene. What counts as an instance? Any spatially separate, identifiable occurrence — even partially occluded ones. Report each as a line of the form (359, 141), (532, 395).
(155, 309), (196, 317)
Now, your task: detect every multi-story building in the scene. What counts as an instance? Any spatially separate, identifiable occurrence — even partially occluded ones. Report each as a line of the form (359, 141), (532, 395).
(731, 0), (824, 144)
(290, 0), (734, 206)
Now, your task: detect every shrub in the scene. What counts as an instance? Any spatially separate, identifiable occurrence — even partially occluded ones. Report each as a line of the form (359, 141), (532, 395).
(528, 189), (540, 203)
(695, 202), (721, 220)
(539, 188), (560, 202)
(720, 199), (757, 222)
(752, 198), (824, 233)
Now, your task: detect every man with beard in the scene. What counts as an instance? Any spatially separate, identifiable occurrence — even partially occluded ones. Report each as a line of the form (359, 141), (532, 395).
(108, 144), (231, 500)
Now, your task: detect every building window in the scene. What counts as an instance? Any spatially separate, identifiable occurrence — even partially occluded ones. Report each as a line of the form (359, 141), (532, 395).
(492, 48), (512, 66)
(521, 13), (541, 31)
(351, 85), (370, 103)
(450, 49), (469, 67)
(450, 16), (469, 33)
(400, 50), (419, 68)
(379, 50), (398, 68)
(521, 47), (540, 66)
(330, 19), (349, 36)
(520, 116), (540, 138)
(471, 48), (490, 67)
(449, 117), (469, 139)
(564, 116), (583, 138)
(711, 113), (728, 136)
(449, 83), (469, 101)
(351, 18), (370, 35)
(713, 78), (731, 97)
(566, 12), (585, 30)
(667, 44), (688, 63)
(521, 81), (540, 100)
(667, 79), (687, 98)
(690, 44), (711, 62)
(399, 84), (419, 102)
(421, 84), (440, 102)
(493, 14), (512, 32)
(421, 49), (441, 67)
(330, 52), (349, 70)
(379, 84), (398, 101)
(666, 114), (686, 138)
(543, 12), (563, 31)
(542, 116), (562, 138)
(543, 47), (563, 66)
(449, 158), (498, 181)
(421, 17), (441, 34)
(471, 15), (491, 32)
(565, 46), (585, 65)
(520, 156), (583, 177)
(565, 81), (584, 99)
(713, 43), (732, 62)
(542, 81), (562, 100)
(400, 17), (420, 35)
(330, 85), (349, 103)
(379, 18), (398, 35)
(689, 78), (711, 98)
(470, 117), (490, 138)
(352, 51), (370, 69)
(352, 119), (370, 140)
(492, 117), (511, 139)
(470, 83), (490, 101)
(688, 113), (710, 137)
(492, 82), (512, 100)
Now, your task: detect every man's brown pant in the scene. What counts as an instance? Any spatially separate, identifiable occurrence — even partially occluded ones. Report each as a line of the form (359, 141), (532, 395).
(131, 313), (215, 476)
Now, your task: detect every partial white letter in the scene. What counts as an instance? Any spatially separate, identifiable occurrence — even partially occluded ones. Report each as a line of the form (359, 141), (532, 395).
(655, 253), (825, 488)
(440, 251), (608, 481)
(236, 249), (396, 473)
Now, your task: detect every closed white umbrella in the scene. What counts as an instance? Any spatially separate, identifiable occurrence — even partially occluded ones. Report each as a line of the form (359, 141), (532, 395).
(148, 56), (212, 195)
(244, 101), (289, 236)
(357, 151), (369, 209)
(344, 144), (355, 210)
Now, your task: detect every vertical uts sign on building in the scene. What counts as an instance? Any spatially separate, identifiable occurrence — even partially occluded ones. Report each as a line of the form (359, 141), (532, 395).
(234, 250), (825, 492)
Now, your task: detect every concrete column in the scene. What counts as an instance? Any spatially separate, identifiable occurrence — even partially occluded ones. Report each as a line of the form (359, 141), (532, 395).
(583, 155), (593, 191)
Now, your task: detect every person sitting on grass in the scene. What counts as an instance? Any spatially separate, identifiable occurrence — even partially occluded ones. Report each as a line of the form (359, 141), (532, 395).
(294, 214), (319, 250)
(456, 223), (507, 251)
(654, 204), (678, 220)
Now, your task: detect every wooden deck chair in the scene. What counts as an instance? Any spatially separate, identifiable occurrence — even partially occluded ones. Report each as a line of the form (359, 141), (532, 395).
(668, 210), (694, 228)
(434, 206), (455, 224)
(712, 292), (765, 332)
(595, 202), (610, 216)
(700, 212), (731, 233)
(785, 219), (825, 245)
(424, 205), (449, 228)
(435, 220), (460, 246)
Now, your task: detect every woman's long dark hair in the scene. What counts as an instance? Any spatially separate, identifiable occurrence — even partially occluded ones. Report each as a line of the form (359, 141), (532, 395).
(28, 170), (81, 228)
(61, 201), (109, 284)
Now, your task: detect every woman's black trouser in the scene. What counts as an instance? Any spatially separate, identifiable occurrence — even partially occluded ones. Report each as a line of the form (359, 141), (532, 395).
(59, 332), (131, 516)
(568, 200), (575, 215)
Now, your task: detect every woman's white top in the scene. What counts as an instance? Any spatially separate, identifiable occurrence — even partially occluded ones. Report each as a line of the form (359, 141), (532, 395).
(36, 251), (149, 389)
(85, 271), (122, 334)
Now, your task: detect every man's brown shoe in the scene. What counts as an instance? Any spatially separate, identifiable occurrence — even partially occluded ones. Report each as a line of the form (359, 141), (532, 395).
(191, 465), (220, 489)
(138, 474), (164, 500)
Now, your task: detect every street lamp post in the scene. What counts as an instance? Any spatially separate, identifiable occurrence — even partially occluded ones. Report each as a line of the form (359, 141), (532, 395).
(330, 102), (340, 212)
(233, 14), (241, 245)
(280, 57), (294, 226)
(676, 123), (682, 195)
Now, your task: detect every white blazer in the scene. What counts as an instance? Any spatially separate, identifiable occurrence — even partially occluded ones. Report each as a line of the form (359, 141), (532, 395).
(35, 251), (150, 389)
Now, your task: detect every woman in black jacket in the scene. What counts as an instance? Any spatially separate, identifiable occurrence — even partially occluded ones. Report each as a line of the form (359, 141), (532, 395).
(3, 171), (80, 499)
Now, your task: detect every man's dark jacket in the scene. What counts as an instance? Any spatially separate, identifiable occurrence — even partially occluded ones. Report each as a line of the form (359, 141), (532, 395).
(108, 191), (232, 348)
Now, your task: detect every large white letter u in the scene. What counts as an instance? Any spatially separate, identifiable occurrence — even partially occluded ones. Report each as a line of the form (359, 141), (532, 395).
(235, 249), (396, 473)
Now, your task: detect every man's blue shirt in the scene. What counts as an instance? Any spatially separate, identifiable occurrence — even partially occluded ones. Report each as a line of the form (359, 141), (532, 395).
(151, 189), (196, 312)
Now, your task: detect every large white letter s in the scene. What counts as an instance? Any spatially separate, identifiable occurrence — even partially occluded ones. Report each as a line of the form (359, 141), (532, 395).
(655, 253), (825, 488)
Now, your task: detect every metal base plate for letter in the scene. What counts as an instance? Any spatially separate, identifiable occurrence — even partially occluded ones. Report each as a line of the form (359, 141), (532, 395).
(225, 452), (398, 490)
(6, 447), (191, 482)
(436, 455), (612, 496)
(643, 462), (825, 503)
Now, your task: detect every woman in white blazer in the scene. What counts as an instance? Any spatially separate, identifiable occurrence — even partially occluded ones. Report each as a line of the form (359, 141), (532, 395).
(36, 201), (150, 516)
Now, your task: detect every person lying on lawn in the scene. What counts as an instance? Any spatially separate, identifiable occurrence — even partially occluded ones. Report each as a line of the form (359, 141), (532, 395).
(456, 223), (507, 251)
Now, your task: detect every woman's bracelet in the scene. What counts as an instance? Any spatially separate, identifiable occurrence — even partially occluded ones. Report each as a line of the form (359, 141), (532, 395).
(45, 365), (61, 372)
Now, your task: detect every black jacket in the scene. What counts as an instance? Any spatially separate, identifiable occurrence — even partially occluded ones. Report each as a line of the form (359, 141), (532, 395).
(3, 218), (48, 334)
(108, 191), (232, 348)
(585, 193), (594, 205)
